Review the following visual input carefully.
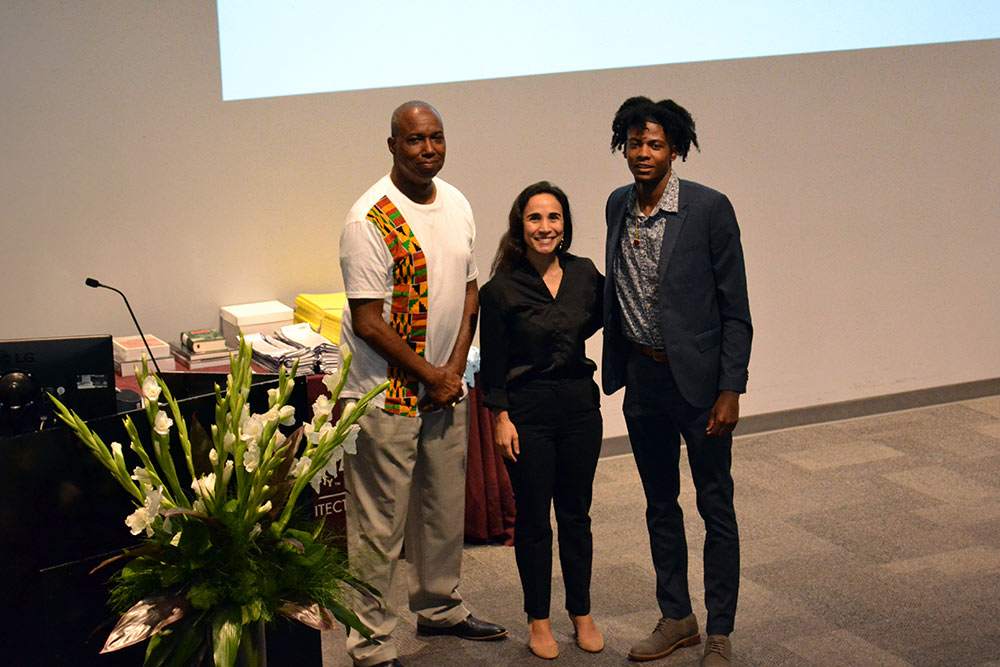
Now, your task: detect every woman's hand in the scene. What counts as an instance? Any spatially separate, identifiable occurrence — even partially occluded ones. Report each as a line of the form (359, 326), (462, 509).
(492, 410), (519, 462)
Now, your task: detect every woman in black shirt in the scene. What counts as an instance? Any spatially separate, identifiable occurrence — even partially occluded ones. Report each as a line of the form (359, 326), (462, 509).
(479, 181), (604, 659)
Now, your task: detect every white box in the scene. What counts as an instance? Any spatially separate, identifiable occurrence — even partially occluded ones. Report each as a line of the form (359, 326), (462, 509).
(219, 300), (294, 346)
(112, 334), (171, 363)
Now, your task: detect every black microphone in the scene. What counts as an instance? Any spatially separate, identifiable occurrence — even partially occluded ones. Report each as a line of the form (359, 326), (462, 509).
(85, 278), (162, 374)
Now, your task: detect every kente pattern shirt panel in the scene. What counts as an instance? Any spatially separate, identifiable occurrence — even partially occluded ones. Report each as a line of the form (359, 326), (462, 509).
(365, 195), (428, 416)
(613, 170), (680, 348)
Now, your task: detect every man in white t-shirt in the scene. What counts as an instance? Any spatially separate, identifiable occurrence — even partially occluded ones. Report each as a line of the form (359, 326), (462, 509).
(338, 101), (507, 667)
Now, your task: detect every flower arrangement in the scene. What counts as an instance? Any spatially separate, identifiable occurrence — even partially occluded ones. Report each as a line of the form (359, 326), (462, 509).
(49, 338), (388, 666)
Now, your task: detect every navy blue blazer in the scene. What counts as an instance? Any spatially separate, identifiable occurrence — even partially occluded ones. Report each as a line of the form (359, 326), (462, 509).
(602, 179), (752, 408)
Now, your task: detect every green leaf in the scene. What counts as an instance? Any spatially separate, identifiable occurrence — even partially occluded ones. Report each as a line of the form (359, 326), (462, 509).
(211, 606), (242, 667)
(177, 515), (212, 556)
(280, 536), (305, 554)
(326, 599), (374, 640)
(342, 573), (382, 602)
(143, 613), (207, 667)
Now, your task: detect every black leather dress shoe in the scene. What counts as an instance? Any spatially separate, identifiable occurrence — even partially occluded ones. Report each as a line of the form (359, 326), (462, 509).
(416, 614), (508, 640)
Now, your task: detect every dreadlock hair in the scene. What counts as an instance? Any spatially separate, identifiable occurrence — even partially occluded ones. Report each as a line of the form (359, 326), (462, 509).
(490, 181), (573, 277)
(610, 96), (700, 160)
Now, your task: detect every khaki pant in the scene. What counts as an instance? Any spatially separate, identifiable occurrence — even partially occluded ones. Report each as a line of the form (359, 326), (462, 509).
(344, 401), (471, 666)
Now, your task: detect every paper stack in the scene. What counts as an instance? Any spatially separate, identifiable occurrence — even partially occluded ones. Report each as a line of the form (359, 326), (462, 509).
(244, 323), (339, 376)
(293, 293), (347, 344)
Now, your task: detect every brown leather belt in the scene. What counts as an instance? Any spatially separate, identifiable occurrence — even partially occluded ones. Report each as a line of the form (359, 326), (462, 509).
(631, 341), (669, 363)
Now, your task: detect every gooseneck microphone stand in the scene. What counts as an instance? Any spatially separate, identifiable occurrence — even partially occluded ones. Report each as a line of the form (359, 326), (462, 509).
(85, 277), (162, 374)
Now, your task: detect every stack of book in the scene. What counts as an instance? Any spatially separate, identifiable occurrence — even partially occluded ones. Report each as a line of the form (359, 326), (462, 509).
(113, 334), (175, 376)
(171, 329), (234, 370)
(293, 293), (347, 344)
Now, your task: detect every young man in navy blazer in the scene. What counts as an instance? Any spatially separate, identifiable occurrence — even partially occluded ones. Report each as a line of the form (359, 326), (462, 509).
(602, 97), (752, 666)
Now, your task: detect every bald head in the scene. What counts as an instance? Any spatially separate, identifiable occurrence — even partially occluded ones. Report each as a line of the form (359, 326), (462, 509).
(390, 101), (443, 138)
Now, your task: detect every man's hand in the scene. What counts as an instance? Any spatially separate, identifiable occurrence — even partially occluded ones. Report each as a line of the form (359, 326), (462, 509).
(418, 366), (464, 412)
(492, 410), (519, 462)
(706, 390), (740, 437)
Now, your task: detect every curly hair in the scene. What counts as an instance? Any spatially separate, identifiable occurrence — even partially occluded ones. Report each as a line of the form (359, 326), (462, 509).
(610, 96), (700, 160)
(490, 181), (573, 277)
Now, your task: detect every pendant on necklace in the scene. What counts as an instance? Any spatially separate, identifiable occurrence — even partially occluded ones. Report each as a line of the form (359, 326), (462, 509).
(633, 238), (640, 248)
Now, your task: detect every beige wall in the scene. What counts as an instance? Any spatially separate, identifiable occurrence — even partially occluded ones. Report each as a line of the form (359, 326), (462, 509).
(3, 2), (998, 438)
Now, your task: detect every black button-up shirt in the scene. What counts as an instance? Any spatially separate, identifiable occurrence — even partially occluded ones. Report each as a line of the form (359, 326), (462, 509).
(479, 253), (604, 411)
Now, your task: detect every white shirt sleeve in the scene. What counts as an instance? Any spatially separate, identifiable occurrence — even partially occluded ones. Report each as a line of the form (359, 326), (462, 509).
(339, 218), (392, 299)
(461, 193), (479, 283)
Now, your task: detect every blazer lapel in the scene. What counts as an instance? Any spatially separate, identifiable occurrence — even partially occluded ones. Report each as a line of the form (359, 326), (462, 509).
(658, 205), (687, 282)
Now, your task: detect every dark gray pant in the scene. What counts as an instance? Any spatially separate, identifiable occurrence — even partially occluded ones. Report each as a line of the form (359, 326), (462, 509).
(623, 349), (739, 636)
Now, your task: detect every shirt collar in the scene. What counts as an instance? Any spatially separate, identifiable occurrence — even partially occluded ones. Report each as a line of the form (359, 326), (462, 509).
(628, 170), (680, 219)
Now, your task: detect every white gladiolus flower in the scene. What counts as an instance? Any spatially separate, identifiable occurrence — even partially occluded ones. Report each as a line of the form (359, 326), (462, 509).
(125, 487), (163, 537)
(342, 425), (360, 455)
(223, 431), (236, 453)
(238, 403), (250, 428)
(162, 516), (173, 534)
(111, 441), (123, 458)
(153, 410), (173, 435)
(307, 422), (334, 445)
(321, 373), (340, 395)
(241, 415), (263, 443)
(263, 407), (280, 425)
(274, 430), (286, 447)
(244, 441), (260, 473)
(267, 387), (279, 408)
(257, 500), (272, 515)
(132, 467), (154, 488)
(191, 473), (216, 500)
(250, 523), (262, 539)
(309, 457), (341, 492)
(340, 400), (357, 422)
(291, 456), (311, 478)
(145, 487), (163, 516)
(141, 375), (161, 401)
(193, 498), (206, 514)
(312, 394), (335, 420)
(125, 507), (151, 536)
(278, 405), (295, 426)
(222, 460), (234, 485)
(209, 448), (219, 466)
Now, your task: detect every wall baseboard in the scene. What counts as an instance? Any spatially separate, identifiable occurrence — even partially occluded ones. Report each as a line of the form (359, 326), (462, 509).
(600, 377), (1000, 458)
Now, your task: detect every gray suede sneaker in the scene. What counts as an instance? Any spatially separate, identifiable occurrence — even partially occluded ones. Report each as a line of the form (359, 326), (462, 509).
(701, 634), (732, 666)
(628, 613), (700, 661)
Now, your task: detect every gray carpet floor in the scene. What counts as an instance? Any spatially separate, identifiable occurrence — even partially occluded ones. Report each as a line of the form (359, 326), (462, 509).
(322, 395), (1000, 666)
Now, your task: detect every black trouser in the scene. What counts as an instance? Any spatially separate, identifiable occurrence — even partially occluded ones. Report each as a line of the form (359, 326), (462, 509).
(504, 377), (603, 620)
(622, 348), (739, 636)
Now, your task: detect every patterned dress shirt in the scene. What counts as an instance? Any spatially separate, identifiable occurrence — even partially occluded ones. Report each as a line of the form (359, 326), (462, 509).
(613, 170), (680, 348)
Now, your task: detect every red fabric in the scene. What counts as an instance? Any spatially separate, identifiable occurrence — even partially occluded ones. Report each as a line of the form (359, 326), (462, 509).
(464, 380), (516, 545)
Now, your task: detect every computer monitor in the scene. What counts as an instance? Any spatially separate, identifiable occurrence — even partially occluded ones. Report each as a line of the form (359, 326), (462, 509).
(0, 335), (117, 436)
